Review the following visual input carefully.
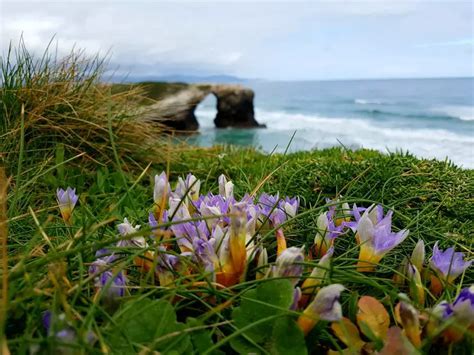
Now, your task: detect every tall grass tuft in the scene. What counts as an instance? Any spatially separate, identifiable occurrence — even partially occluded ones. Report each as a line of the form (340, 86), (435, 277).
(0, 39), (173, 177)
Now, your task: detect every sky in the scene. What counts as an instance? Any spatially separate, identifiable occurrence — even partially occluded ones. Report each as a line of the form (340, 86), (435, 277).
(0, 0), (473, 81)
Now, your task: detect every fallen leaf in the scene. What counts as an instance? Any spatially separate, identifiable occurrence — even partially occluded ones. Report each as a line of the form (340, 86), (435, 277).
(331, 317), (365, 350)
(356, 296), (390, 341)
(379, 327), (418, 355)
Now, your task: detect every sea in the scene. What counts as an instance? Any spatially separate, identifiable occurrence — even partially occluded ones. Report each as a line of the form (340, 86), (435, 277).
(190, 77), (474, 168)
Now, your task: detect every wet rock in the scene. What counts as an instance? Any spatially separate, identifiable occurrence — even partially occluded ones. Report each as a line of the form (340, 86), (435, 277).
(142, 86), (209, 131)
(212, 85), (265, 128)
(141, 84), (264, 131)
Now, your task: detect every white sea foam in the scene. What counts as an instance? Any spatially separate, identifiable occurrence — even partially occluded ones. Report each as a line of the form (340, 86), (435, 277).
(194, 107), (474, 168)
(433, 105), (474, 121)
(195, 107), (217, 128)
(354, 99), (386, 105)
(259, 109), (474, 168)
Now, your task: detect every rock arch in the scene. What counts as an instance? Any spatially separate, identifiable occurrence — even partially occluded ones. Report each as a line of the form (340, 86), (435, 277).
(142, 84), (265, 131)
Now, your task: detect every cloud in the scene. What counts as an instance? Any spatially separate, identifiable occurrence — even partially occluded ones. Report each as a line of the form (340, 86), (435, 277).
(1, 2), (310, 76)
(416, 38), (474, 48)
(1, 0), (472, 79)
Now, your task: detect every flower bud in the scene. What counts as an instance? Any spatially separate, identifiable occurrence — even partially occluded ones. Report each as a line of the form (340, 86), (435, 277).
(272, 246), (304, 286)
(256, 247), (269, 280)
(395, 301), (421, 348)
(301, 247), (334, 295)
(218, 174), (234, 200)
(117, 218), (146, 248)
(297, 284), (344, 335)
(410, 240), (425, 273)
(153, 172), (171, 208)
(407, 264), (425, 306)
(429, 242), (472, 294)
(56, 187), (79, 223)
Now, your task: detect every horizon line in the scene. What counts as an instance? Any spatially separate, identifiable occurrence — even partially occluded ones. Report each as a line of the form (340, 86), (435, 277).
(115, 73), (474, 84)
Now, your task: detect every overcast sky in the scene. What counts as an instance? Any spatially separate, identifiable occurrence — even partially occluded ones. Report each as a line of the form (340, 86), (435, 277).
(1, 0), (473, 80)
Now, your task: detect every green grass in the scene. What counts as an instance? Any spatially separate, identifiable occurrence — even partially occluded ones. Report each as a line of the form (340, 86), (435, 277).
(3, 145), (473, 353)
(175, 147), (473, 243)
(1, 41), (472, 354)
(0, 40), (176, 183)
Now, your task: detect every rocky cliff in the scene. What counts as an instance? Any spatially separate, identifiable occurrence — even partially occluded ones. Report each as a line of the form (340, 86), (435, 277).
(141, 84), (265, 131)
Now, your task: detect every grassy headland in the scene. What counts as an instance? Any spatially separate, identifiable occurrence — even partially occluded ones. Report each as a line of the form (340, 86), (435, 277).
(1, 44), (472, 353)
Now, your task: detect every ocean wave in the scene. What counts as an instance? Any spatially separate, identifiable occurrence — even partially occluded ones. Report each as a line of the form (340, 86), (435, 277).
(254, 109), (474, 168)
(432, 105), (474, 121)
(353, 108), (462, 122)
(354, 98), (387, 105)
(256, 109), (473, 141)
(194, 107), (474, 167)
(354, 101), (474, 122)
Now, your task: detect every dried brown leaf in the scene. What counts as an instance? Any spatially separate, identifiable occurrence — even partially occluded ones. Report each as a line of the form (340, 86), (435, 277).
(356, 296), (390, 340)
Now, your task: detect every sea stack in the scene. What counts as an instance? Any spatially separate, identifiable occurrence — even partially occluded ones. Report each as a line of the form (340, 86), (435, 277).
(212, 85), (265, 128)
(141, 84), (265, 131)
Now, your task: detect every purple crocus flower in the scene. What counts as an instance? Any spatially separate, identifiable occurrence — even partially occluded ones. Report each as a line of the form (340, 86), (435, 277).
(302, 246), (334, 294)
(430, 286), (474, 342)
(211, 224), (231, 269)
(174, 173), (201, 203)
(156, 246), (179, 271)
(298, 284), (345, 335)
(154, 172), (171, 207)
(192, 237), (219, 279)
(280, 197), (300, 219)
(148, 212), (170, 240)
(171, 219), (210, 252)
(42, 311), (96, 348)
(89, 249), (126, 300)
(270, 208), (287, 228)
(218, 174), (234, 200)
(345, 203), (378, 231)
(272, 246), (305, 286)
(429, 242), (472, 283)
(324, 199), (352, 227)
(197, 194), (231, 227)
(88, 248), (117, 275)
(257, 193), (281, 223)
(453, 285), (474, 308)
(148, 212), (159, 239)
(43, 311), (76, 343)
(432, 300), (452, 319)
(236, 194), (259, 225)
(290, 287), (302, 311)
(313, 210), (345, 257)
(97, 270), (127, 299)
(56, 187), (79, 223)
(42, 310), (52, 331)
(149, 212), (158, 229)
(116, 218), (146, 248)
(450, 285), (474, 326)
(258, 193), (298, 228)
(154, 246), (180, 286)
(356, 206), (409, 272)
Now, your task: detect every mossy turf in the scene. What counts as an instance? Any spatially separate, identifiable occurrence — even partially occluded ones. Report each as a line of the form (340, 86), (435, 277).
(4, 146), (474, 353)
(175, 147), (473, 244)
